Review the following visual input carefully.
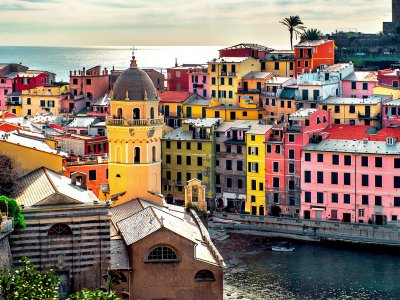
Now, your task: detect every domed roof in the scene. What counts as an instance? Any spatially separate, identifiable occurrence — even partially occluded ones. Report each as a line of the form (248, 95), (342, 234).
(113, 56), (158, 101)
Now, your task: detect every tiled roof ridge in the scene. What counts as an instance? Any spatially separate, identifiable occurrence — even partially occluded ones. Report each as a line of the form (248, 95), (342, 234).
(42, 167), (59, 193)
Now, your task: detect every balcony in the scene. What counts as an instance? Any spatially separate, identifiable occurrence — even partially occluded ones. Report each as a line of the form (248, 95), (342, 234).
(264, 92), (277, 97)
(193, 83), (204, 88)
(194, 133), (211, 140)
(221, 72), (227, 76)
(229, 72), (236, 77)
(6, 101), (21, 106)
(173, 180), (187, 186)
(358, 112), (381, 120)
(106, 117), (164, 126)
(237, 88), (261, 94)
(287, 125), (302, 132)
(184, 114), (204, 119)
(267, 136), (283, 143)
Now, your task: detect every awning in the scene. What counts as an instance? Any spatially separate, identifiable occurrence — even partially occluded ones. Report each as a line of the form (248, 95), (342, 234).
(311, 207), (326, 211)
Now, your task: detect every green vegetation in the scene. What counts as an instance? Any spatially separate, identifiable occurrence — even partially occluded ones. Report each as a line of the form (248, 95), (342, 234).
(0, 195), (25, 230)
(301, 28), (324, 42)
(279, 16), (306, 50)
(67, 289), (122, 300)
(0, 257), (60, 300)
(0, 155), (23, 197)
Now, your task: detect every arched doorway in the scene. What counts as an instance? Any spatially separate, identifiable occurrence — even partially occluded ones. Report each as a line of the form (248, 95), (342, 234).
(116, 108), (123, 119)
(133, 108), (140, 119)
(134, 147), (140, 163)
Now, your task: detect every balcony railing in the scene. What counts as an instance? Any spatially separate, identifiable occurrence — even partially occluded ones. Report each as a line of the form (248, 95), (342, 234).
(107, 117), (164, 126)
(6, 101), (21, 106)
(173, 180), (187, 186)
(264, 92), (277, 97)
(237, 88), (261, 94)
(194, 133), (211, 140)
(184, 114), (204, 119)
(358, 112), (381, 120)
(221, 72), (227, 76)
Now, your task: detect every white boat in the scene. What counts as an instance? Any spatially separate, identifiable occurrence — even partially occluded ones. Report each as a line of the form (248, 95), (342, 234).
(271, 246), (295, 252)
(211, 217), (241, 224)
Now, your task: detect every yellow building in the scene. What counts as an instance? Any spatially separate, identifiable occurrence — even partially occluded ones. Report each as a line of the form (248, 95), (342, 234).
(373, 85), (400, 100)
(262, 50), (295, 78)
(182, 94), (210, 118)
(319, 95), (392, 126)
(206, 98), (264, 121)
(209, 57), (261, 106)
(161, 118), (222, 205)
(5, 92), (23, 115)
(106, 55), (164, 206)
(245, 123), (273, 215)
(159, 90), (190, 128)
(236, 71), (275, 105)
(21, 85), (69, 117)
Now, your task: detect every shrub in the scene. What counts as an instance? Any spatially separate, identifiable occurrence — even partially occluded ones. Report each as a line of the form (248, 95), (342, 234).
(0, 195), (25, 230)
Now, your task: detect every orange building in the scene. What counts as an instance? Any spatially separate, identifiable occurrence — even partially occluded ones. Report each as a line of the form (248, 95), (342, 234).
(294, 40), (335, 76)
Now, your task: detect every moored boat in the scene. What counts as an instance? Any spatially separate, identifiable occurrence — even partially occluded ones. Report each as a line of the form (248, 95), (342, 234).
(271, 246), (295, 252)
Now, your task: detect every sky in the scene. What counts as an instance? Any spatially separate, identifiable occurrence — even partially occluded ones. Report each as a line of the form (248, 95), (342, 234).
(0, 0), (393, 48)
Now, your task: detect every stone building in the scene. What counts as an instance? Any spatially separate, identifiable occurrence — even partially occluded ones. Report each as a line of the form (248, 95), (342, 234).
(215, 120), (260, 212)
(10, 168), (110, 298)
(384, 0), (400, 34)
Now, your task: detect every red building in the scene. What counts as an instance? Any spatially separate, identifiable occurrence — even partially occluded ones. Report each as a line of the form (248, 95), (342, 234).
(294, 40), (335, 76)
(377, 69), (400, 87)
(13, 70), (55, 92)
(167, 63), (201, 91)
(219, 43), (273, 59)
(69, 66), (110, 110)
(265, 108), (330, 216)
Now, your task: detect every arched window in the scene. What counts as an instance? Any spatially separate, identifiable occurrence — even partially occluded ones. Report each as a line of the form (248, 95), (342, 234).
(134, 147), (141, 164)
(115, 146), (122, 163)
(192, 186), (199, 202)
(152, 146), (157, 162)
(48, 224), (72, 236)
(117, 108), (123, 119)
(146, 246), (179, 262)
(133, 108), (140, 120)
(194, 270), (215, 282)
(150, 107), (155, 119)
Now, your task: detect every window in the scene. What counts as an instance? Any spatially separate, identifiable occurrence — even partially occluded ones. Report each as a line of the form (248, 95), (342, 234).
(331, 172), (338, 184)
(186, 173), (191, 181)
(334, 105), (340, 113)
(361, 174), (369, 187)
(166, 171), (171, 180)
(362, 82), (368, 90)
(226, 145), (231, 153)
(147, 246), (178, 262)
(375, 196), (382, 206)
(238, 179), (243, 189)
(40, 100), (46, 107)
(332, 193), (338, 203)
(344, 173), (351, 185)
(251, 135), (255, 141)
(197, 157), (203, 166)
(289, 149), (295, 159)
(227, 178), (232, 188)
(195, 270), (215, 282)
(27, 109), (31, 115)
(317, 171), (324, 184)
(288, 134), (295, 142)
(86, 79), (91, 85)
(305, 153), (311, 161)
(249, 147), (259, 155)
(228, 78), (233, 85)
(394, 197), (400, 207)
(359, 209), (365, 217)
(273, 177), (280, 188)
(361, 156), (368, 167)
(275, 145), (281, 154)
(289, 163), (295, 174)
(26, 97), (31, 105)
(251, 180), (257, 190)
(375, 175), (382, 188)
(166, 141), (171, 149)
(216, 144), (220, 152)
(317, 154), (324, 162)
(305, 192), (311, 203)
(177, 141), (181, 149)
(289, 180), (295, 190)
(273, 162), (279, 172)
(197, 173), (203, 181)
(344, 155), (351, 166)
(362, 195), (369, 205)
(349, 105), (355, 113)
(267, 145), (272, 153)
(226, 160), (232, 170)
(48, 224), (72, 236)
(344, 194), (351, 204)
(274, 62), (280, 70)
(197, 143), (202, 150)
(249, 162), (259, 173)
(237, 160), (243, 171)
(375, 157), (382, 167)
(237, 146), (242, 154)
(251, 196), (256, 203)
(394, 158), (400, 168)
(317, 192), (324, 204)
(186, 156), (191, 165)
(177, 155), (182, 165)
(351, 82), (356, 90)
(304, 171), (311, 183)
(166, 155), (171, 164)
(394, 176), (400, 188)
(186, 142), (191, 150)
(393, 81), (399, 88)
(89, 170), (96, 180)
(211, 77), (216, 85)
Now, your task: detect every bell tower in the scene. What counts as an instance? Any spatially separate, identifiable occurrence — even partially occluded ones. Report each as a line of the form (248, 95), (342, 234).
(107, 54), (164, 206)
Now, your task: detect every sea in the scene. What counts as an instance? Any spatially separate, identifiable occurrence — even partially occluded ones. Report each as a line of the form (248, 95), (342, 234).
(0, 46), (224, 82)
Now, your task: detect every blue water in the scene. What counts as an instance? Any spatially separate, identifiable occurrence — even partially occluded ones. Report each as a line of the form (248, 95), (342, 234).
(0, 46), (222, 81)
(222, 239), (400, 300)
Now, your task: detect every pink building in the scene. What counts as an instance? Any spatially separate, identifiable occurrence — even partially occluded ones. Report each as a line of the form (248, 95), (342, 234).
(69, 66), (110, 112)
(0, 64), (28, 109)
(383, 99), (400, 127)
(188, 65), (209, 99)
(265, 108), (330, 216)
(342, 71), (378, 98)
(377, 69), (400, 87)
(301, 126), (400, 225)
(13, 71), (53, 92)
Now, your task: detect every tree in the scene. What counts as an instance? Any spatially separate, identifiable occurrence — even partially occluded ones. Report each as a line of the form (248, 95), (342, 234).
(0, 155), (23, 197)
(0, 195), (25, 230)
(280, 16), (306, 50)
(0, 257), (60, 300)
(300, 28), (324, 42)
(66, 289), (122, 300)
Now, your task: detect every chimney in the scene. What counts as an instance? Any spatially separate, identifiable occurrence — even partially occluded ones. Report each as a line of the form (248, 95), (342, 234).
(175, 58), (178, 67)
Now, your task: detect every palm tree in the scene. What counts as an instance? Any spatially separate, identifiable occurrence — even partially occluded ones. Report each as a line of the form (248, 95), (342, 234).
(300, 28), (324, 42)
(280, 16), (306, 50)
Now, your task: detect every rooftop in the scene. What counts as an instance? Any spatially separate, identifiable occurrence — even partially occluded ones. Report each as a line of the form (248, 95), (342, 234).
(265, 76), (293, 85)
(159, 91), (191, 103)
(219, 43), (273, 52)
(183, 118), (221, 128)
(322, 124), (400, 141)
(321, 63), (351, 73)
(215, 120), (259, 132)
(210, 57), (252, 64)
(182, 94), (210, 106)
(67, 117), (98, 128)
(93, 93), (110, 106)
(304, 138), (400, 155)
(295, 39), (331, 47)
(242, 71), (274, 80)
(385, 99), (400, 106)
(343, 71), (378, 82)
(320, 94), (391, 105)
(290, 108), (318, 119)
(245, 122), (273, 135)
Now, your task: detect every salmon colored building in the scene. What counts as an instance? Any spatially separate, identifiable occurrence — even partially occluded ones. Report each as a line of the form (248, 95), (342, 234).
(342, 71), (378, 98)
(294, 40), (335, 77)
(218, 43), (273, 59)
(188, 65), (209, 99)
(301, 125), (400, 225)
(265, 108), (330, 216)
(377, 68), (400, 87)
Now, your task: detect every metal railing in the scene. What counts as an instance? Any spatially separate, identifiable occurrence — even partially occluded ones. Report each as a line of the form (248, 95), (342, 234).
(107, 117), (164, 126)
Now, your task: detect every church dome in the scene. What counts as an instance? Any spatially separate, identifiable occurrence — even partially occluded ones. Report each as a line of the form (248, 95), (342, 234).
(113, 56), (158, 101)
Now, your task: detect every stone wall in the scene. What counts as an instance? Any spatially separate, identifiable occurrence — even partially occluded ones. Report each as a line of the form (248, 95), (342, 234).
(0, 236), (12, 270)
